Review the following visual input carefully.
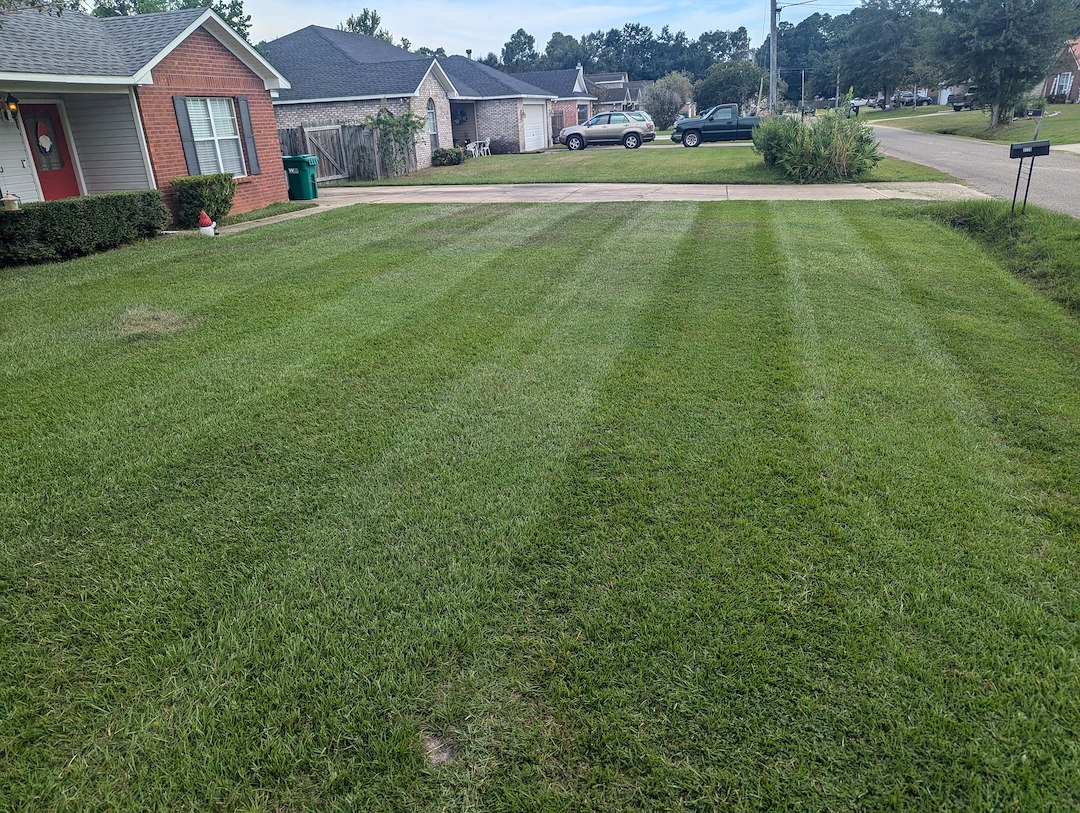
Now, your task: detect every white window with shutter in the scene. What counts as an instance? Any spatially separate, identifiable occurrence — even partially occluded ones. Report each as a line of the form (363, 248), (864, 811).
(186, 97), (247, 177)
(1053, 72), (1074, 96)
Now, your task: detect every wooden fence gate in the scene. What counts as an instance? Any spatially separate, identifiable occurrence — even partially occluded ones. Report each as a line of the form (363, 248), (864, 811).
(551, 112), (564, 141)
(278, 125), (419, 182)
(303, 125), (348, 182)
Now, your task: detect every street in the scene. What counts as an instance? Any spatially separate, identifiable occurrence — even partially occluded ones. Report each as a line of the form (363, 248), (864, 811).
(872, 124), (1080, 218)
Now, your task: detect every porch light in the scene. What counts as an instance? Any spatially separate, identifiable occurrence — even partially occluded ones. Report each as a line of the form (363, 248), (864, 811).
(4, 94), (16, 114)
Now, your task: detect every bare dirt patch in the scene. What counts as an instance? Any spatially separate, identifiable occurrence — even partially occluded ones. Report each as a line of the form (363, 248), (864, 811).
(422, 734), (454, 768)
(117, 307), (198, 338)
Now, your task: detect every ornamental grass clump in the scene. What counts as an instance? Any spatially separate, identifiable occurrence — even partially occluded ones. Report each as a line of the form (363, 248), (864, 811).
(753, 111), (883, 182)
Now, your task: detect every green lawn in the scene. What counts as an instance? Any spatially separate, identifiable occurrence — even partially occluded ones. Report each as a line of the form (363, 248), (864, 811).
(336, 145), (949, 185)
(2, 201), (1078, 810)
(860, 104), (953, 121)
(875, 104), (1080, 144)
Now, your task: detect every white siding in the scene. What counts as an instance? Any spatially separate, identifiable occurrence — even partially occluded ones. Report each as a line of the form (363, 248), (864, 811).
(62, 93), (151, 194)
(0, 121), (39, 203)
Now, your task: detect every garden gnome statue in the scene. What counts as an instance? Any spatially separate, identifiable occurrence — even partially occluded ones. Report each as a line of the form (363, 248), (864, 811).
(198, 210), (216, 237)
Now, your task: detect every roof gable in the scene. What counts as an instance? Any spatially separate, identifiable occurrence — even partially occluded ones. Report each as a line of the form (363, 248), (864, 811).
(266, 27), (455, 103)
(0, 8), (287, 89)
(441, 56), (554, 99)
(508, 67), (594, 99)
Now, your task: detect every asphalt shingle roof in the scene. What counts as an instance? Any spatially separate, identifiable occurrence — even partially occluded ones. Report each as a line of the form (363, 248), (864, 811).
(510, 68), (592, 99)
(0, 7), (205, 76)
(441, 56), (553, 99)
(265, 27), (437, 102)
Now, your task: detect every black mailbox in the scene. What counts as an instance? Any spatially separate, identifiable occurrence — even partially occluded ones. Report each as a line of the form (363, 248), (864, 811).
(1010, 140), (1051, 159)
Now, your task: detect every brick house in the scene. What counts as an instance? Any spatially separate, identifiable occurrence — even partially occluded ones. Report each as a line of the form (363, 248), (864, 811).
(1042, 39), (1080, 104)
(440, 57), (555, 153)
(509, 65), (596, 141)
(0, 7), (289, 216)
(265, 27), (456, 170)
(265, 29), (555, 160)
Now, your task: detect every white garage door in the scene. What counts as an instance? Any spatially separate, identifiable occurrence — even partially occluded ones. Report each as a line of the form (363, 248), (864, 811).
(523, 103), (547, 151)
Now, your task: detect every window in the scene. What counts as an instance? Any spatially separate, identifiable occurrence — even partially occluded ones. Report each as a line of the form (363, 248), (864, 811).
(186, 97), (246, 177)
(610, 113), (629, 124)
(711, 107), (734, 121)
(1052, 72), (1074, 96)
(587, 115), (607, 126)
(577, 104), (589, 124)
(426, 99), (437, 134)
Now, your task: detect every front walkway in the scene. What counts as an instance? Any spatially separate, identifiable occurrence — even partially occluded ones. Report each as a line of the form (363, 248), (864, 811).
(220, 182), (984, 234)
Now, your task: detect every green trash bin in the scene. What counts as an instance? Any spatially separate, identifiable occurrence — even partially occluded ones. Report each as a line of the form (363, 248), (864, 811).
(282, 154), (319, 201)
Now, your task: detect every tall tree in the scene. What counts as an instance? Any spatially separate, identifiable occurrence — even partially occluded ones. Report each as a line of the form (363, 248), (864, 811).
(479, 52), (502, 69)
(92, 0), (252, 39)
(540, 31), (589, 70)
(839, 0), (934, 105)
(938, 0), (1078, 126)
(694, 60), (766, 109)
(640, 71), (693, 128)
(338, 8), (391, 41)
(501, 28), (538, 72)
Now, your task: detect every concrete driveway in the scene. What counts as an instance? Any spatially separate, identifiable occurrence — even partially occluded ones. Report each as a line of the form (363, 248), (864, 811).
(873, 124), (1080, 217)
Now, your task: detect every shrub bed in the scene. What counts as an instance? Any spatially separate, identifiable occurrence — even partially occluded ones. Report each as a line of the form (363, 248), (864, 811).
(171, 174), (236, 228)
(0, 190), (167, 267)
(432, 147), (469, 167)
(753, 111), (883, 182)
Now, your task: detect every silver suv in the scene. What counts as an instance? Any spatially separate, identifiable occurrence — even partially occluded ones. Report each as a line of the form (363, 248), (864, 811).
(558, 111), (655, 150)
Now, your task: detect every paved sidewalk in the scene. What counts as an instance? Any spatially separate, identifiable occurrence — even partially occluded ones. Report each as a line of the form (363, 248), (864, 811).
(220, 182), (984, 234)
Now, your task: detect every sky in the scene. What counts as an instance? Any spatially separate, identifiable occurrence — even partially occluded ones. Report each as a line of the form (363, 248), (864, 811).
(246, 0), (863, 55)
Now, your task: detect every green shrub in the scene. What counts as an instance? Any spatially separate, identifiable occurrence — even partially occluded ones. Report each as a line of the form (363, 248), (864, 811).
(0, 190), (167, 268)
(1046, 93), (1067, 105)
(753, 110), (883, 183)
(432, 147), (468, 167)
(171, 173), (236, 228)
(751, 115), (799, 168)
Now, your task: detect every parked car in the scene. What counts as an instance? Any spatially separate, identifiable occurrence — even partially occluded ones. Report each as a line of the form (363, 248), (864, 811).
(558, 111), (655, 150)
(893, 91), (934, 107)
(951, 87), (981, 111)
(671, 104), (760, 146)
(627, 111), (657, 136)
(850, 97), (869, 108)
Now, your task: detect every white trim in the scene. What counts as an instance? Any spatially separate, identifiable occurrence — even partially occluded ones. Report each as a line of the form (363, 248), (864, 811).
(0, 72), (134, 85)
(416, 59), (458, 97)
(274, 93), (414, 106)
(13, 109), (44, 202)
(131, 9), (290, 91)
(454, 94), (557, 101)
(54, 100), (88, 195)
(128, 87), (157, 189)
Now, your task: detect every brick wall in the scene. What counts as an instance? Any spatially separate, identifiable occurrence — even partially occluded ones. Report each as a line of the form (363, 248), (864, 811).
(550, 99), (590, 138)
(135, 28), (287, 217)
(272, 72), (453, 170)
(475, 99), (523, 154)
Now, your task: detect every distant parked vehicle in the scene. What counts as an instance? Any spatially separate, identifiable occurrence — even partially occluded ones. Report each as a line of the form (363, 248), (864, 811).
(671, 104), (760, 146)
(951, 87), (981, 112)
(893, 91), (934, 107)
(558, 111), (655, 150)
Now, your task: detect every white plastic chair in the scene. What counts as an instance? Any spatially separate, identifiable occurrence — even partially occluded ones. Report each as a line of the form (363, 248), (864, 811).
(478, 138), (491, 157)
(465, 141), (480, 158)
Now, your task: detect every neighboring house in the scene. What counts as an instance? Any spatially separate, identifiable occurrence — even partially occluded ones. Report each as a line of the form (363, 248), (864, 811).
(1042, 39), (1080, 103)
(440, 56), (555, 153)
(511, 64), (596, 138)
(585, 72), (651, 111)
(0, 7), (289, 215)
(264, 26), (455, 170)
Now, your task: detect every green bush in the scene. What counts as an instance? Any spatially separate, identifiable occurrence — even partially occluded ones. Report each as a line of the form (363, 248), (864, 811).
(1046, 93), (1067, 105)
(432, 147), (468, 167)
(753, 110), (883, 183)
(171, 173), (236, 228)
(0, 190), (167, 268)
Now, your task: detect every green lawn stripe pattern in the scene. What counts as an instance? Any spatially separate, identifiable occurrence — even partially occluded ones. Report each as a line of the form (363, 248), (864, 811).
(1, 201), (1077, 810)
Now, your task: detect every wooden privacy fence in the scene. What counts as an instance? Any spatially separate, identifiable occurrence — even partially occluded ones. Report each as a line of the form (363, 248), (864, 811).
(278, 124), (418, 182)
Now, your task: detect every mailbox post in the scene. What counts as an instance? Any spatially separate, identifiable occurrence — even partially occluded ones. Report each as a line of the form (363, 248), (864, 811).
(1009, 139), (1050, 214)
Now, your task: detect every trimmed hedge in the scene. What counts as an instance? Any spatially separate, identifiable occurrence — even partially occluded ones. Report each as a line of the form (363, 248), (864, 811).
(171, 173), (236, 228)
(432, 147), (468, 166)
(0, 190), (168, 268)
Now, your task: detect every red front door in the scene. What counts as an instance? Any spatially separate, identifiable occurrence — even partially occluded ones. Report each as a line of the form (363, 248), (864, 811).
(21, 103), (81, 200)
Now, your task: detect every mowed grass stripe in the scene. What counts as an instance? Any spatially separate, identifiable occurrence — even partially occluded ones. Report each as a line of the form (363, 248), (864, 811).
(453, 205), (832, 809)
(0, 203), (700, 808)
(769, 202), (1078, 806)
(0, 201), (1076, 810)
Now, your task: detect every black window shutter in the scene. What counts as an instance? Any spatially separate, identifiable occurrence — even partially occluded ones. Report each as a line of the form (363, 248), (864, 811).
(236, 97), (261, 175)
(172, 96), (200, 175)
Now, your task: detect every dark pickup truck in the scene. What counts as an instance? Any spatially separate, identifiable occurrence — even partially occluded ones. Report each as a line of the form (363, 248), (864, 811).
(671, 104), (760, 147)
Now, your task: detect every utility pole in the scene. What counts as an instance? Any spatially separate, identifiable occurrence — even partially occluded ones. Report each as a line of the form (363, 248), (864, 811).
(800, 68), (805, 112)
(835, 70), (840, 111)
(769, 0), (778, 113)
